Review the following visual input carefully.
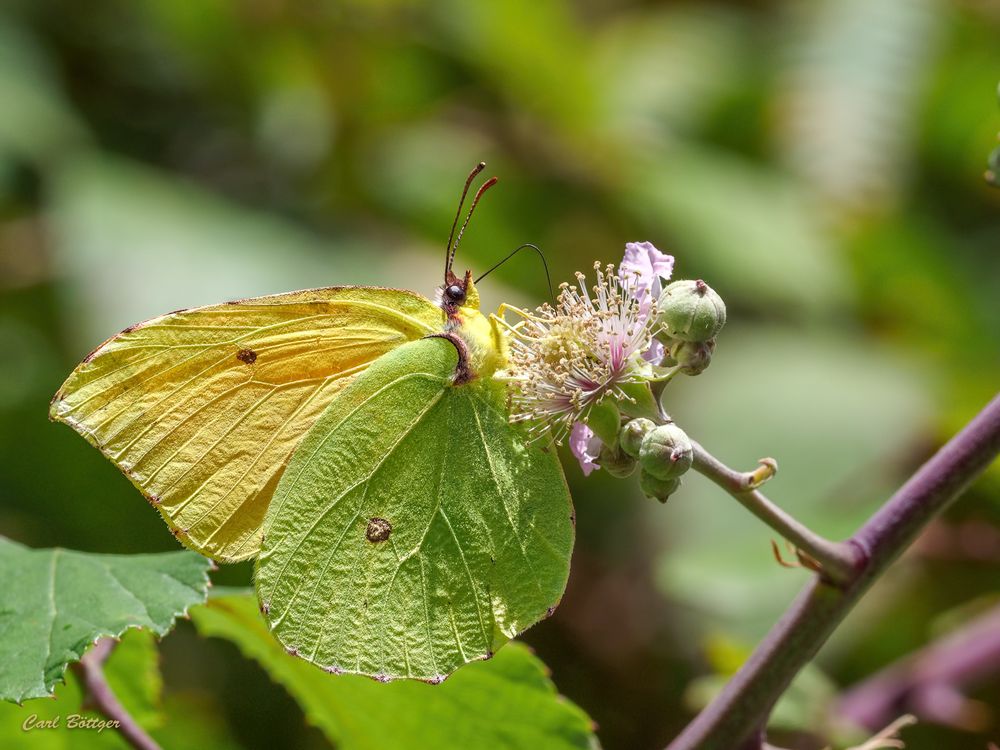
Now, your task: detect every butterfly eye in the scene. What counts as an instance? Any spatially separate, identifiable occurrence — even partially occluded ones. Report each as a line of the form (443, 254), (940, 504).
(445, 284), (466, 303)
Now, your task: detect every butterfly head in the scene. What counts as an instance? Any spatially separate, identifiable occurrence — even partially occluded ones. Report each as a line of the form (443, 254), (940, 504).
(439, 269), (481, 318)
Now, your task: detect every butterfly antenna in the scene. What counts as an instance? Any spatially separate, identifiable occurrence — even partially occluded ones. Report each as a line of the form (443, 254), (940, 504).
(449, 176), (498, 275)
(445, 162), (487, 279)
(475, 243), (554, 302)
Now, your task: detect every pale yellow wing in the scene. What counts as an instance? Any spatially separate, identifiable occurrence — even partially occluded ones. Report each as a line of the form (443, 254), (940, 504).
(50, 286), (443, 562)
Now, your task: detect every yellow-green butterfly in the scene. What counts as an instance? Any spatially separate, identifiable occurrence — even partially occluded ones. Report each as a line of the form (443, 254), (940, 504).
(50, 163), (573, 682)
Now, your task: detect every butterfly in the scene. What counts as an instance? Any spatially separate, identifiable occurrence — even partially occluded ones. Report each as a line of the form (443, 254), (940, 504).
(50, 163), (574, 682)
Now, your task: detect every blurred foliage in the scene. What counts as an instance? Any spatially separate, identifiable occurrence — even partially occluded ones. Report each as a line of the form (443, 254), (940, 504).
(0, 0), (998, 748)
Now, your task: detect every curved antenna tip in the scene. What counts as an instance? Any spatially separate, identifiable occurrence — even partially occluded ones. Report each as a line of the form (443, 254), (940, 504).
(475, 242), (555, 302)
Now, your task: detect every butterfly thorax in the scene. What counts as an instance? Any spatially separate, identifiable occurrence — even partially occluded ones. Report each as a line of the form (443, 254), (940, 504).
(440, 274), (507, 380)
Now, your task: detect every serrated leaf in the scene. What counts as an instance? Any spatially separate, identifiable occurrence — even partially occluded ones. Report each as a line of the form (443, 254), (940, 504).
(0, 629), (160, 750)
(0, 538), (211, 703)
(191, 594), (597, 750)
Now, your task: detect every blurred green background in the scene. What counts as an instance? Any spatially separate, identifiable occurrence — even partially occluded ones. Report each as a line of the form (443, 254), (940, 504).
(1, 0), (998, 748)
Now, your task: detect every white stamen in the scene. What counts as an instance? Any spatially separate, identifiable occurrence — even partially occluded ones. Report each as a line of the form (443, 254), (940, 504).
(499, 262), (656, 443)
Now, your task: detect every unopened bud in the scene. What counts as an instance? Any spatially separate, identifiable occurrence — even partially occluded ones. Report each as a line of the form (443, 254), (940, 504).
(640, 470), (681, 503)
(620, 418), (655, 458)
(598, 443), (637, 478)
(639, 423), (693, 480)
(668, 338), (716, 376)
(656, 279), (726, 342)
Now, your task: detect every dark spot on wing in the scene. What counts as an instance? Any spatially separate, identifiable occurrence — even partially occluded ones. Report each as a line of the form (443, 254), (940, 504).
(236, 348), (258, 365)
(365, 517), (392, 543)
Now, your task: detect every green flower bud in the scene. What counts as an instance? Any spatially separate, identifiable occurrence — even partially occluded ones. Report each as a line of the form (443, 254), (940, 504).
(668, 338), (716, 376)
(639, 470), (681, 503)
(639, 423), (693, 480)
(656, 279), (726, 342)
(620, 418), (655, 458)
(598, 443), (637, 478)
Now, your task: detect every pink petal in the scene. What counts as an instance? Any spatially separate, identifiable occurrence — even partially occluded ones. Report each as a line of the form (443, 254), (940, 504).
(642, 338), (665, 364)
(570, 421), (602, 476)
(620, 241), (674, 315)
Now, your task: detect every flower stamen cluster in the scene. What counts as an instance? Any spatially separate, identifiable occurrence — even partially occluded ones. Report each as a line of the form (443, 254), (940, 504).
(501, 261), (656, 443)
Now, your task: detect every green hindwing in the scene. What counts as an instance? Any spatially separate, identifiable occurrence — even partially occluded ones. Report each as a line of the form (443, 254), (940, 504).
(255, 337), (574, 681)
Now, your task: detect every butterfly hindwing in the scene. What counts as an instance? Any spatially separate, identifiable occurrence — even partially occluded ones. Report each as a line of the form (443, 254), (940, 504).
(50, 287), (443, 562)
(255, 336), (573, 680)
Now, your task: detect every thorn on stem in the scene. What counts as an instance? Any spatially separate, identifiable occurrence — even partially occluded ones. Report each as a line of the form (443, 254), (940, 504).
(771, 540), (799, 569)
(770, 540), (823, 574)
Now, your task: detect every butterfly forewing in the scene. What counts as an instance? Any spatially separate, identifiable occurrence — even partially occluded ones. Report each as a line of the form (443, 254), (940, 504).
(255, 336), (573, 681)
(50, 287), (443, 562)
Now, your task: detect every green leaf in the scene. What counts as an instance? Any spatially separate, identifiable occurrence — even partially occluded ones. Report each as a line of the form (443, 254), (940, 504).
(0, 537), (212, 702)
(191, 594), (596, 750)
(256, 337), (574, 680)
(0, 629), (161, 750)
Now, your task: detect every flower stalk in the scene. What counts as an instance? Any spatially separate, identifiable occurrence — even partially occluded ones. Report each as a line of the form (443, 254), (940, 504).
(689, 442), (860, 586)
